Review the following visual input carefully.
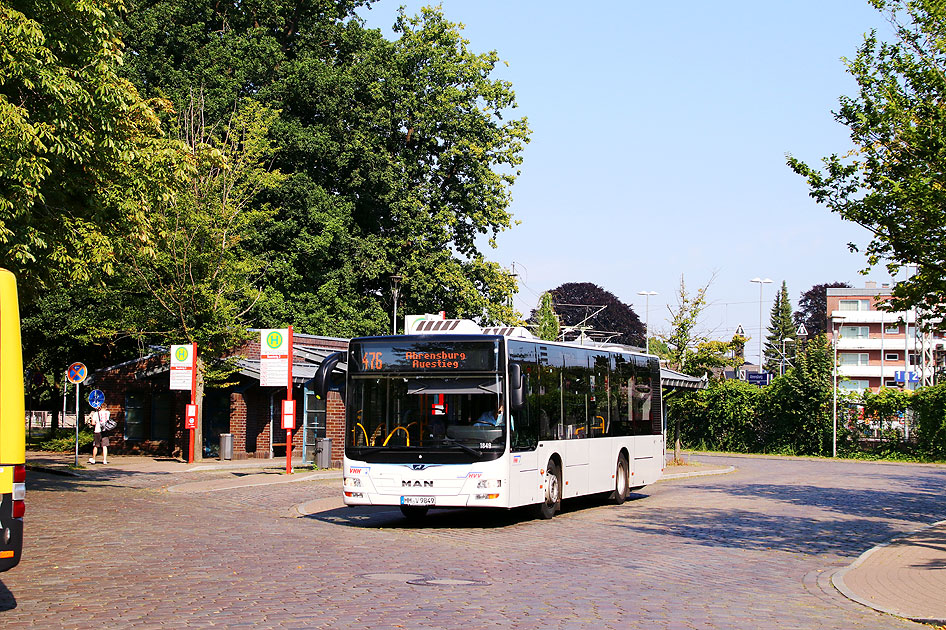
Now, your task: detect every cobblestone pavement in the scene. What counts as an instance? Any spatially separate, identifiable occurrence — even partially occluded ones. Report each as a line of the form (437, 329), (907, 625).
(2, 454), (945, 629)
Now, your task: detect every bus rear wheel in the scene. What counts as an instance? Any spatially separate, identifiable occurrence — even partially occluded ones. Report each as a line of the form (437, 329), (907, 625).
(535, 460), (561, 519)
(612, 453), (629, 505)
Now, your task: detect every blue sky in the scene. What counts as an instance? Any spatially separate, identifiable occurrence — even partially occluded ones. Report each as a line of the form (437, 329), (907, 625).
(359, 1), (895, 362)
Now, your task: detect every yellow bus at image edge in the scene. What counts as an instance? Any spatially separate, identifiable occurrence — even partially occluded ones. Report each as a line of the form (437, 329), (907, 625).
(0, 268), (25, 572)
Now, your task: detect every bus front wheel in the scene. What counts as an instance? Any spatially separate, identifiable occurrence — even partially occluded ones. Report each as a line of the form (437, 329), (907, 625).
(612, 453), (629, 505)
(536, 460), (561, 519)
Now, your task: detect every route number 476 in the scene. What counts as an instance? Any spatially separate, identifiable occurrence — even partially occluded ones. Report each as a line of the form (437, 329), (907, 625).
(363, 352), (383, 370)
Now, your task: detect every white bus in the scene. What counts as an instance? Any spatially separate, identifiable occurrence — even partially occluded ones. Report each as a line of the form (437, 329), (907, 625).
(315, 320), (665, 519)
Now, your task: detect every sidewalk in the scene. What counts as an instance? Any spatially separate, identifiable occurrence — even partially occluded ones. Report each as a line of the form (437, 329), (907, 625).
(833, 519), (946, 625)
(25, 450), (334, 477)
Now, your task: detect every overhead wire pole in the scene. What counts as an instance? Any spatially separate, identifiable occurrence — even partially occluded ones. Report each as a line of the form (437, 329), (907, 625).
(638, 291), (657, 353)
(750, 278), (772, 373)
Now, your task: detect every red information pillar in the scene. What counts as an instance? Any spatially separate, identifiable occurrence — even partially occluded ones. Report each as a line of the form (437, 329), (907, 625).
(284, 326), (294, 474)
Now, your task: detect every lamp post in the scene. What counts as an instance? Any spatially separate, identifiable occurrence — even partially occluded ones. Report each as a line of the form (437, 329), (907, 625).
(832, 314), (846, 458)
(638, 290), (657, 353)
(750, 278), (772, 373)
(390, 275), (403, 335)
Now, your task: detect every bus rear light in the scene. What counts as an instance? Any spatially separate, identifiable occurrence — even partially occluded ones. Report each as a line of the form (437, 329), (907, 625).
(12, 464), (25, 518)
(344, 491), (364, 498)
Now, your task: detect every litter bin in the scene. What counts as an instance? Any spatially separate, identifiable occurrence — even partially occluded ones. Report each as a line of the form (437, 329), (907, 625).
(316, 438), (332, 469)
(219, 433), (233, 460)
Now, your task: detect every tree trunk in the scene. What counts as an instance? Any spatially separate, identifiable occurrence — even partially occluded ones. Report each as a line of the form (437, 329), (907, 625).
(194, 355), (205, 461)
(674, 416), (681, 463)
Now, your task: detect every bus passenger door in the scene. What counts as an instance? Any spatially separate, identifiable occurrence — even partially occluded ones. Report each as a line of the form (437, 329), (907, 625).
(510, 450), (540, 507)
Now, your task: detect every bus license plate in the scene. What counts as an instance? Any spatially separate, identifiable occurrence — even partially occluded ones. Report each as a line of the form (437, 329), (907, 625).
(400, 496), (435, 506)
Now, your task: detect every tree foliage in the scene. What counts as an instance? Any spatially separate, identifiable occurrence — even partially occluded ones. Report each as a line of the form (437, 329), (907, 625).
(0, 0), (188, 295)
(787, 0), (946, 323)
(543, 282), (644, 346)
(764, 281), (796, 374)
(119, 1), (530, 335)
(794, 282), (852, 337)
(661, 275), (711, 373)
(532, 292), (560, 341)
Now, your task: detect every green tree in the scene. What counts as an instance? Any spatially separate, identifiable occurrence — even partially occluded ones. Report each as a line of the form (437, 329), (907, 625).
(764, 281), (796, 375)
(119, 2), (530, 335)
(760, 334), (834, 455)
(532, 292), (560, 341)
(122, 99), (284, 458)
(787, 0), (946, 322)
(662, 275), (712, 374)
(0, 0), (188, 295)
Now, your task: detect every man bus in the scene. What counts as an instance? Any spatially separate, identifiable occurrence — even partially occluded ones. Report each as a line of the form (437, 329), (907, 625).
(0, 269), (25, 570)
(315, 319), (663, 520)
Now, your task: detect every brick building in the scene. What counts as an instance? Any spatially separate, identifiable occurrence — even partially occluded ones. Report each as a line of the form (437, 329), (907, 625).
(89, 332), (348, 465)
(826, 282), (944, 393)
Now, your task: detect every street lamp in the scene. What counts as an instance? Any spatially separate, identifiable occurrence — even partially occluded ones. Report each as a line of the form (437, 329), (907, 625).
(832, 314), (847, 458)
(638, 290), (657, 353)
(750, 278), (773, 373)
(390, 275), (403, 335)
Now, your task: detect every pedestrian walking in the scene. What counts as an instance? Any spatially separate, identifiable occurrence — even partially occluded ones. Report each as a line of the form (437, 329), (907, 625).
(88, 406), (116, 465)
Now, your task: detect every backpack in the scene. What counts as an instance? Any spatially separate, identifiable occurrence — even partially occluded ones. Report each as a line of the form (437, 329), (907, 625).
(100, 410), (117, 433)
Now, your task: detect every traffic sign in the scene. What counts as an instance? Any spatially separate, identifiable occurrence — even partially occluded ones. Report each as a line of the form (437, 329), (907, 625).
(66, 362), (87, 384)
(170, 344), (195, 390)
(746, 372), (771, 387)
(260, 329), (290, 387)
(88, 389), (105, 409)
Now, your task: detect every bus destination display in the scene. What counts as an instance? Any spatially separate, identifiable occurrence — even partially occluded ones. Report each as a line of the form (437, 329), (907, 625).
(352, 340), (497, 373)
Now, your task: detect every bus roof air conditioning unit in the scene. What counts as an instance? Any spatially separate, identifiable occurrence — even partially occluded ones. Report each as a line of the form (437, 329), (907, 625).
(481, 326), (537, 340)
(410, 319), (483, 335)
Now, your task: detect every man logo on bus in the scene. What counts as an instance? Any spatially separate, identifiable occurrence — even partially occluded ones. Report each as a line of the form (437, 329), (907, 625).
(267, 331), (283, 349)
(175, 346), (188, 362)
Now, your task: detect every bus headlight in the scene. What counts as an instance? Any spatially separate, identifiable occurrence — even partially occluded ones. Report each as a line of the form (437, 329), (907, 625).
(476, 479), (501, 489)
(343, 477), (362, 488)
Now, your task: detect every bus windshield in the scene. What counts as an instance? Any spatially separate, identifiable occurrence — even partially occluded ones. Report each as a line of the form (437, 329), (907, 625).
(346, 375), (505, 461)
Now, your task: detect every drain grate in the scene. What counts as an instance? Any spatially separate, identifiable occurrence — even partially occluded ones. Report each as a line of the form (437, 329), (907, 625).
(358, 572), (491, 587)
(407, 577), (491, 587)
(358, 572), (427, 582)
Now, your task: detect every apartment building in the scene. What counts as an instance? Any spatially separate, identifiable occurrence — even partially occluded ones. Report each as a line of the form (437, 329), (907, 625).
(826, 282), (943, 392)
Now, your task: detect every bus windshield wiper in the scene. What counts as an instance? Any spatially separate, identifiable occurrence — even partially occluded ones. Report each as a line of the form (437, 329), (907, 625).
(441, 438), (482, 458)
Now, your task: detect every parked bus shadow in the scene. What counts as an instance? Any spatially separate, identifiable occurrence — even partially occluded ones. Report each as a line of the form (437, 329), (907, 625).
(0, 579), (16, 611)
(308, 491), (651, 529)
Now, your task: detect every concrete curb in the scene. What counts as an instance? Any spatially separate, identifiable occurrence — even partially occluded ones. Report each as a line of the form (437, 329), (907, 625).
(167, 470), (340, 493)
(831, 519), (946, 626)
(660, 465), (736, 480)
(25, 463), (81, 477)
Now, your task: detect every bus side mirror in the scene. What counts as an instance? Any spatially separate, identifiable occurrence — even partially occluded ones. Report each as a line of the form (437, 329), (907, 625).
(509, 362), (526, 410)
(313, 351), (345, 400)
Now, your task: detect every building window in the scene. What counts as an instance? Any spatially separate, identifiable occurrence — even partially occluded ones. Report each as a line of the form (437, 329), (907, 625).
(840, 353), (870, 366)
(839, 379), (870, 392)
(885, 324), (900, 334)
(840, 325), (870, 339)
(884, 380), (899, 387)
(124, 393), (147, 441)
(884, 352), (900, 361)
(839, 299), (871, 311)
(151, 393), (173, 441)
